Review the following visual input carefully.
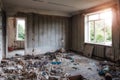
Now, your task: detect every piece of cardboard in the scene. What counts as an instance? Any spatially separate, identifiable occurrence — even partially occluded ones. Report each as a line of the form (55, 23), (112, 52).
(105, 47), (114, 60)
(83, 45), (94, 57)
(68, 75), (84, 80)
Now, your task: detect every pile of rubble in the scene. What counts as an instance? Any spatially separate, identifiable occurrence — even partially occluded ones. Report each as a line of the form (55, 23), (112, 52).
(98, 61), (120, 80)
(0, 51), (85, 80)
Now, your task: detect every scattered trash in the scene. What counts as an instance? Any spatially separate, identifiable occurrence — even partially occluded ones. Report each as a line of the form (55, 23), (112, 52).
(98, 61), (120, 80)
(68, 75), (85, 80)
(59, 48), (66, 53)
(105, 73), (112, 80)
(51, 62), (61, 65)
(88, 68), (92, 71)
(1, 51), (119, 80)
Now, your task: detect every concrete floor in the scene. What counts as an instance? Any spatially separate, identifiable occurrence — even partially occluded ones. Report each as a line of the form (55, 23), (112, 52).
(65, 54), (104, 80)
(6, 50), (25, 58)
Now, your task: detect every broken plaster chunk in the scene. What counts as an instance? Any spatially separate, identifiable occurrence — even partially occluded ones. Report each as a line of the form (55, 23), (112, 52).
(41, 71), (49, 79)
(60, 48), (66, 53)
(64, 73), (71, 77)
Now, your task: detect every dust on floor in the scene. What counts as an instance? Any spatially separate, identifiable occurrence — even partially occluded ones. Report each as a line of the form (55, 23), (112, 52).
(0, 52), (106, 80)
(7, 50), (25, 58)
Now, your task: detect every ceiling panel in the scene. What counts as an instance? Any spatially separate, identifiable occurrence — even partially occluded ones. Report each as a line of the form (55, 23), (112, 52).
(2, 0), (113, 13)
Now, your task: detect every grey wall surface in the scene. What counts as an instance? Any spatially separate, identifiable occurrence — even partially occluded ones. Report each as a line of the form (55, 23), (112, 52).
(26, 13), (70, 54)
(71, 14), (84, 52)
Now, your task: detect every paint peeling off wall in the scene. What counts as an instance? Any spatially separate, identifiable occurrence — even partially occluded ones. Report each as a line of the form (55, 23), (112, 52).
(26, 13), (70, 54)
(7, 18), (24, 51)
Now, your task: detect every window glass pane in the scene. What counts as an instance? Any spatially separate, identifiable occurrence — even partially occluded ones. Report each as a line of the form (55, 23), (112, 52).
(106, 27), (112, 42)
(89, 14), (99, 20)
(105, 22), (112, 45)
(100, 12), (106, 19)
(100, 11), (112, 20)
(95, 20), (105, 43)
(105, 11), (112, 27)
(16, 18), (25, 40)
(89, 21), (95, 42)
(101, 11), (112, 45)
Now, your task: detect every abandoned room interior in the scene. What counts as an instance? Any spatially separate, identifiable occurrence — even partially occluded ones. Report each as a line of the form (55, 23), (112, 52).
(0, 0), (119, 80)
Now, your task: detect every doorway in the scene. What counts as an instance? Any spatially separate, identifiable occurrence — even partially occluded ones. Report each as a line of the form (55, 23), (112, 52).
(6, 17), (26, 58)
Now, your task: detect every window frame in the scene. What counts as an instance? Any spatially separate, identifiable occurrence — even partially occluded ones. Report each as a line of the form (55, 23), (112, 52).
(84, 8), (112, 46)
(16, 17), (26, 41)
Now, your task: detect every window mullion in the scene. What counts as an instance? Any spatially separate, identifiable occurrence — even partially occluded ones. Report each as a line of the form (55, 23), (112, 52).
(94, 21), (95, 43)
(87, 16), (90, 42)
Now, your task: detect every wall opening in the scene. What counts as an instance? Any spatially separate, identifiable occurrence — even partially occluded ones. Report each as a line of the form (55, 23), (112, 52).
(6, 17), (26, 58)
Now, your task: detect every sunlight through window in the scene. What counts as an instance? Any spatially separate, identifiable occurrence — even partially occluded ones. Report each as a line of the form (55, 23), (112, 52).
(16, 18), (25, 41)
(85, 9), (112, 46)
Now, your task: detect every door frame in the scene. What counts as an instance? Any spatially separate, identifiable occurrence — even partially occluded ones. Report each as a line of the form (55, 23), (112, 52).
(6, 17), (27, 57)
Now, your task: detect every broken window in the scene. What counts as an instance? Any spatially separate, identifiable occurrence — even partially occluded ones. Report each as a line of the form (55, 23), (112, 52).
(85, 8), (112, 46)
(16, 18), (25, 41)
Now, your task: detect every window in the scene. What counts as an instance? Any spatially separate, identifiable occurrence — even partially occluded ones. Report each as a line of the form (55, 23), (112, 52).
(85, 9), (112, 46)
(16, 18), (25, 41)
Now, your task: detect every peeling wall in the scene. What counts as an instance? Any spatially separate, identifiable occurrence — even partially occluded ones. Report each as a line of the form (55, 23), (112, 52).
(71, 14), (84, 52)
(71, 14), (114, 60)
(7, 18), (24, 50)
(71, 2), (119, 61)
(26, 13), (70, 54)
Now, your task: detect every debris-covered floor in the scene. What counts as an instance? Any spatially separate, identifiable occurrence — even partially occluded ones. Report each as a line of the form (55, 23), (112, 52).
(7, 50), (24, 58)
(0, 51), (120, 80)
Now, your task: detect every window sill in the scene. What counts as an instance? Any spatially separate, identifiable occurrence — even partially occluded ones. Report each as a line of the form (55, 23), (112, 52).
(85, 42), (112, 47)
(15, 40), (25, 41)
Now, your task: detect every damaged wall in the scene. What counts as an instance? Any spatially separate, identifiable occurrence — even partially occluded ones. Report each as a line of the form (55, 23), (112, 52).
(71, 14), (84, 52)
(71, 1), (119, 61)
(71, 14), (108, 58)
(0, 0), (6, 59)
(0, 13), (2, 60)
(26, 13), (70, 54)
(7, 18), (24, 50)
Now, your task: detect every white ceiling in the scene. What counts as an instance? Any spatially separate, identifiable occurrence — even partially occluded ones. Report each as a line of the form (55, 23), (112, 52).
(2, 0), (114, 16)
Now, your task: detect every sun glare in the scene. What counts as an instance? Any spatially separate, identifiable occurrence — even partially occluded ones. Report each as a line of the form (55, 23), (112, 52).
(101, 11), (112, 27)
(106, 11), (112, 26)
(88, 9), (112, 27)
(86, 9), (112, 45)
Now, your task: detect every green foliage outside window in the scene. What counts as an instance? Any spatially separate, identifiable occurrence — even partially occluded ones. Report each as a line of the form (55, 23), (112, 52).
(85, 9), (112, 45)
(89, 20), (112, 44)
(17, 24), (25, 40)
